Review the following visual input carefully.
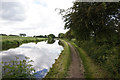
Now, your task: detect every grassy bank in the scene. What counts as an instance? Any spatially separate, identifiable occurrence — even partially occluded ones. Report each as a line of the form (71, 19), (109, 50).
(70, 38), (119, 78)
(45, 39), (71, 78)
(66, 40), (108, 78)
(0, 36), (47, 50)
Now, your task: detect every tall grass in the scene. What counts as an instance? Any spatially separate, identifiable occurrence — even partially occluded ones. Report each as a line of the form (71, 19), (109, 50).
(71, 39), (120, 78)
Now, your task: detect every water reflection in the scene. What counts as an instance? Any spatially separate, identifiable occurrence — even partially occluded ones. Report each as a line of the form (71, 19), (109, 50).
(0, 40), (63, 78)
(47, 39), (55, 44)
(34, 69), (48, 78)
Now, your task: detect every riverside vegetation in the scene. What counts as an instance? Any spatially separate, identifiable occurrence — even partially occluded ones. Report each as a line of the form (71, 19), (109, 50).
(1, 34), (70, 79)
(0, 35), (47, 50)
(58, 2), (120, 78)
(45, 40), (71, 78)
(1, 35), (47, 79)
(0, 1), (120, 79)
(68, 40), (108, 78)
(2, 56), (36, 79)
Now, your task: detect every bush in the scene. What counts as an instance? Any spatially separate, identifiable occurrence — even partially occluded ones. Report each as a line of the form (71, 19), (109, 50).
(2, 40), (19, 50)
(2, 56), (35, 78)
(76, 40), (120, 78)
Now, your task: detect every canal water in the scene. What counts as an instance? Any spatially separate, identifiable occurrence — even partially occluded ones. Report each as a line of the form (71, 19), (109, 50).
(0, 40), (64, 78)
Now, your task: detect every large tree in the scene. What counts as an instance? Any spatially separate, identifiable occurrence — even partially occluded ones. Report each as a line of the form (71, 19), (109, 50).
(19, 33), (26, 37)
(60, 2), (120, 41)
(59, 2), (120, 77)
(48, 34), (55, 39)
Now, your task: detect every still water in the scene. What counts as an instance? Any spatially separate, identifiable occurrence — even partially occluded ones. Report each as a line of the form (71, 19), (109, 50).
(0, 40), (63, 78)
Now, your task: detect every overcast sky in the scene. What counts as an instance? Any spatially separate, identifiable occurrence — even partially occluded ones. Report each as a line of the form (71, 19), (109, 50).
(0, 0), (74, 36)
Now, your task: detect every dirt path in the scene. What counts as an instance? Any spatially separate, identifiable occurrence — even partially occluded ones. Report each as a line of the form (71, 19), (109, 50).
(67, 42), (84, 78)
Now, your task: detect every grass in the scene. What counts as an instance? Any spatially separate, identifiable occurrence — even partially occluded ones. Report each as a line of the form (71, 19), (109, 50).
(0, 36), (47, 50)
(1, 36), (46, 42)
(69, 41), (108, 78)
(45, 39), (71, 78)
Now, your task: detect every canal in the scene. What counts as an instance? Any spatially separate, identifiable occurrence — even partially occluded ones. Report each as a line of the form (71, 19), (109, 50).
(0, 40), (63, 78)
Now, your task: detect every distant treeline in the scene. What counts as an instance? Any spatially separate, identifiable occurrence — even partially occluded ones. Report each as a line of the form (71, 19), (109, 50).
(0, 34), (57, 38)
(0, 34), (26, 37)
(33, 35), (47, 38)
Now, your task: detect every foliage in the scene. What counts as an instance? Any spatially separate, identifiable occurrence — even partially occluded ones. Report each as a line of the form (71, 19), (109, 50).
(61, 2), (120, 41)
(60, 1), (120, 78)
(64, 29), (74, 40)
(0, 34), (7, 36)
(48, 34), (55, 39)
(47, 39), (55, 44)
(2, 40), (20, 50)
(69, 41), (108, 78)
(58, 33), (64, 38)
(9, 35), (19, 37)
(19, 33), (26, 37)
(34, 35), (47, 38)
(2, 56), (35, 78)
(47, 34), (55, 43)
(1, 36), (47, 50)
(78, 40), (120, 78)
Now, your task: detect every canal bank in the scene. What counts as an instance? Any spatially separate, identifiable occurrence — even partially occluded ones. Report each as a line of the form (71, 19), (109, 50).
(45, 40), (71, 78)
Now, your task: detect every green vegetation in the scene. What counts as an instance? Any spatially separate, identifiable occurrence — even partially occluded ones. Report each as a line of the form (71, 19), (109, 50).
(1, 36), (47, 50)
(1, 1), (120, 79)
(58, 2), (120, 78)
(74, 39), (120, 78)
(1, 35), (46, 42)
(47, 34), (56, 44)
(19, 33), (26, 37)
(58, 33), (64, 39)
(34, 35), (47, 38)
(69, 40), (108, 78)
(2, 56), (35, 78)
(48, 34), (55, 39)
(47, 39), (55, 44)
(45, 40), (71, 78)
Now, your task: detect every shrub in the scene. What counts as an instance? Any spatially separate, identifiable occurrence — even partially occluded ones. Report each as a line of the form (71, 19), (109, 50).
(76, 40), (120, 78)
(2, 56), (35, 78)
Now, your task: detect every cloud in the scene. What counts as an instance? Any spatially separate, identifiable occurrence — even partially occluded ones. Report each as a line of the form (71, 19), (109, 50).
(0, 0), (74, 36)
(1, 2), (26, 21)
(33, 0), (47, 7)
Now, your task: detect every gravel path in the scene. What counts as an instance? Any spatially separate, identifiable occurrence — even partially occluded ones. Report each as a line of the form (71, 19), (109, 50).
(67, 42), (84, 78)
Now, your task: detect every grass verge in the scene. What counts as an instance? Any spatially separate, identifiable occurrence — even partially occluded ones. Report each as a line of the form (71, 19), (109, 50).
(45, 39), (71, 78)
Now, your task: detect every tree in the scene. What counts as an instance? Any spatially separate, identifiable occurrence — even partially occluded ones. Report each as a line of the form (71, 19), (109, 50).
(59, 2), (120, 78)
(0, 34), (7, 36)
(36, 35), (44, 38)
(48, 34), (55, 39)
(19, 33), (26, 37)
(64, 29), (74, 40)
(9, 34), (18, 36)
(58, 33), (64, 38)
(44, 35), (47, 38)
(60, 2), (120, 41)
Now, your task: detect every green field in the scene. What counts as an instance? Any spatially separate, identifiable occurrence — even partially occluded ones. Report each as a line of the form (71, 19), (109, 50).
(1, 36), (46, 42)
(0, 36), (47, 50)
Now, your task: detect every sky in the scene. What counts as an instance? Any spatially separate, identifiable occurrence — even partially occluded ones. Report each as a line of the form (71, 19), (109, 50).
(0, 0), (75, 36)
